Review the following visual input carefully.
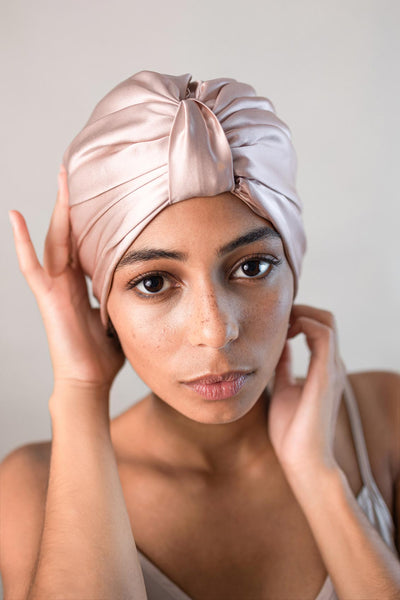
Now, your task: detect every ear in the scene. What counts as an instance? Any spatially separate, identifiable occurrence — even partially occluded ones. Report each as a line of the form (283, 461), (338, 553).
(106, 316), (123, 353)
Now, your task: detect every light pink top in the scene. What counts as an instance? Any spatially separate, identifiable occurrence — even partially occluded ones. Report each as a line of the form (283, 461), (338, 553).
(135, 376), (398, 600)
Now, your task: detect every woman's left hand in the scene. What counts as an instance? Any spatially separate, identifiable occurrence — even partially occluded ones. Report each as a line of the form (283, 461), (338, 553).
(268, 304), (346, 480)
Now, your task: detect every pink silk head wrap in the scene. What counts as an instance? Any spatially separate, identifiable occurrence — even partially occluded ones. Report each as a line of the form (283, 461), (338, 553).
(62, 70), (306, 328)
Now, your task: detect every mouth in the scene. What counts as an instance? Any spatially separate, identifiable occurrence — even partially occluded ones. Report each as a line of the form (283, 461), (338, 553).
(181, 370), (254, 400)
(182, 370), (253, 385)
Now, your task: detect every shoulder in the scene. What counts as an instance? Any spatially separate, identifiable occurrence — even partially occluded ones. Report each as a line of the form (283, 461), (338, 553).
(0, 440), (52, 481)
(346, 370), (400, 482)
(0, 441), (51, 600)
(345, 370), (400, 557)
(347, 369), (399, 402)
(0, 439), (51, 492)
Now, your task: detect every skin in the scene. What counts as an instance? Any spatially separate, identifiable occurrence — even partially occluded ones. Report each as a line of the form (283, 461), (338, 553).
(107, 192), (294, 475)
(5, 167), (400, 599)
(8, 167), (344, 483)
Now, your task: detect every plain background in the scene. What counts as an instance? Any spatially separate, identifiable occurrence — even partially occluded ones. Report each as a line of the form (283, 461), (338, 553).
(1, 1), (399, 597)
(2, 0), (399, 476)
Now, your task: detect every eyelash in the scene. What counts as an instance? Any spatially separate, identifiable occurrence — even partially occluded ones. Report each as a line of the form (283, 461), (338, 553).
(125, 254), (283, 299)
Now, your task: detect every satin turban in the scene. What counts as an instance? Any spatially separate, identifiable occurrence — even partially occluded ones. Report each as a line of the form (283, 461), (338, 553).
(62, 70), (306, 328)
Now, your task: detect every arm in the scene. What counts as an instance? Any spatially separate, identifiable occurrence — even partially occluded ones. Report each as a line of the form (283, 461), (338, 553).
(25, 383), (147, 600)
(268, 306), (400, 599)
(3, 166), (147, 599)
(288, 463), (400, 600)
(0, 392), (147, 600)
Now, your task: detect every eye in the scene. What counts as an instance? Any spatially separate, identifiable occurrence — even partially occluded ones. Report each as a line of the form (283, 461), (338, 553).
(127, 272), (172, 297)
(231, 256), (280, 279)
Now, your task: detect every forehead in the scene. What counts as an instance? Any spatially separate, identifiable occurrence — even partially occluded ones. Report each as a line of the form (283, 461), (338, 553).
(123, 192), (278, 254)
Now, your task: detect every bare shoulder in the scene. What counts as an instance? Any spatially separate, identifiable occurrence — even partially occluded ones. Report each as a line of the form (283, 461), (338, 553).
(0, 440), (51, 600)
(0, 439), (51, 494)
(0, 439), (52, 479)
(346, 370), (400, 481)
(347, 369), (399, 406)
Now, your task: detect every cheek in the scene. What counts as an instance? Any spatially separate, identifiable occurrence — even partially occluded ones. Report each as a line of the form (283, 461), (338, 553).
(242, 280), (292, 360)
(249, 291), (290, 336)
(114, 305), (177, 363)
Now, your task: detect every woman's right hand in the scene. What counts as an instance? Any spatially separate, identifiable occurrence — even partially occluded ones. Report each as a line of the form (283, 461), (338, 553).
(9, 165), (126, 393)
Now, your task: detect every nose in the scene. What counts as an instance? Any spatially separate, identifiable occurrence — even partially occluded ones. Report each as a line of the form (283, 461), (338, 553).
(186, 283), (240, 349)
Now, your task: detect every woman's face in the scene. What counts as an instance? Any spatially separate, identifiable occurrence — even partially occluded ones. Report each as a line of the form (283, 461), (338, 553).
(107, 192), (294, 424)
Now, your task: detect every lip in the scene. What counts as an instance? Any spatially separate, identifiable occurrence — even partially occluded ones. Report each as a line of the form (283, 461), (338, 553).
(182, 370), (252, 384)
(182, 371), (253, 400)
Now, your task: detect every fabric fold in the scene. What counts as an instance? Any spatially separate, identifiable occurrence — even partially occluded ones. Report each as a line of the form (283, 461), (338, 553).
(62, 69), (306, 327)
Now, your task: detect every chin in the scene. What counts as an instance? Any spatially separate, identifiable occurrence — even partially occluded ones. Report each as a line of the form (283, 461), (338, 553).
(176, 381), (266, 425)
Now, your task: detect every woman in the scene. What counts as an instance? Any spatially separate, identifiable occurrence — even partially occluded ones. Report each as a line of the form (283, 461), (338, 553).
(2, 70), (400, 600)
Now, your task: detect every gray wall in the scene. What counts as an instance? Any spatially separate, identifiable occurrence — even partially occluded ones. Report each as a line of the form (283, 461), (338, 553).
(2, 0), (399, 468)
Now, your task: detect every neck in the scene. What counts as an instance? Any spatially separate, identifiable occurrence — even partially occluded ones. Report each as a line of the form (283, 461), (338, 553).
(143, 387), (274, 478)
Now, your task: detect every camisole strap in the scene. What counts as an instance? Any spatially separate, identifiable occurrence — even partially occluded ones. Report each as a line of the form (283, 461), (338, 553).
(342, 373), (378, 494)
(342, 372), (398, 556)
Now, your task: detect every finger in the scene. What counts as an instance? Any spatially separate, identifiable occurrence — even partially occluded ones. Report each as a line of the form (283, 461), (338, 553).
(43, 167), (71, 276)
(288, 316), (334, 361)
(9, 210), (49, 295)
(290, 304), (341, 365)
(273, 340), (295, 395)
(287, 316), (342, 399)
(290, 304), (337, 331)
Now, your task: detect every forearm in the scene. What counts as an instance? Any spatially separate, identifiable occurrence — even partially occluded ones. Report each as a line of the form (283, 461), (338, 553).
(27, 383), (147, 600)
(287, 465), (400, 600)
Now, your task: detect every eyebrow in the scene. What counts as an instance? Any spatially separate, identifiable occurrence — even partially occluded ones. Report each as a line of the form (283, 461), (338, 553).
(115, 225), (281, 271)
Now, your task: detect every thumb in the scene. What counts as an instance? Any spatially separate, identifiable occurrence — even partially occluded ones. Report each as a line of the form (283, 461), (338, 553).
(272, 340), (294, 395)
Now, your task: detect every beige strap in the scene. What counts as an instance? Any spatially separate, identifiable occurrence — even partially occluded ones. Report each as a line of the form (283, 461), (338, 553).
(342, 374), (376, 491)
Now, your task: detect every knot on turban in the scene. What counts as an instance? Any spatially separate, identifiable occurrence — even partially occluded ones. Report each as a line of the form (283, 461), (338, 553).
(62, 70), (306, 327)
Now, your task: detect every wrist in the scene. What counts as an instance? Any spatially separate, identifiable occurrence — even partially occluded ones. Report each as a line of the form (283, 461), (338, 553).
(52, 378), (112, 396)
(289, 468), (353, 535)
(49, 380), (111, 422)
(285, 460), (345, 506)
